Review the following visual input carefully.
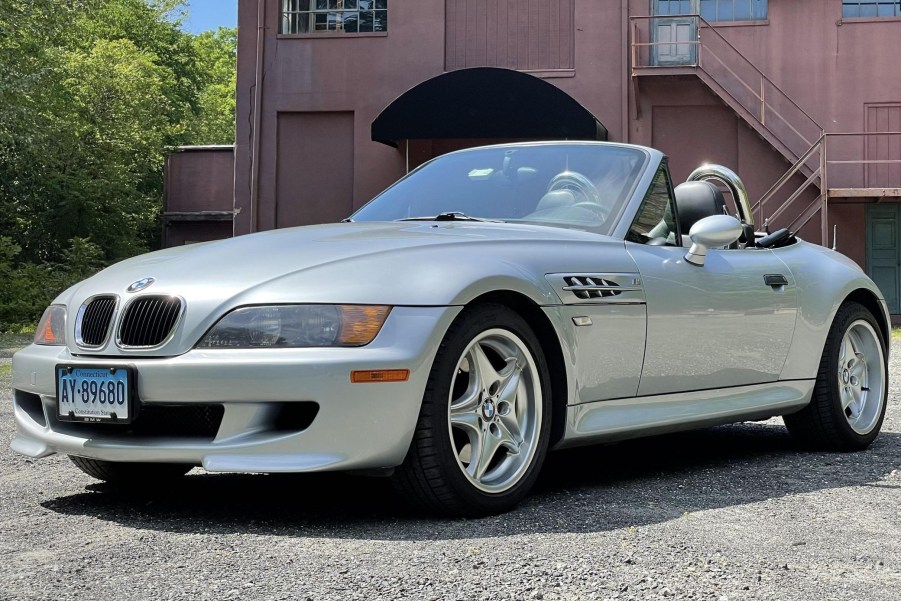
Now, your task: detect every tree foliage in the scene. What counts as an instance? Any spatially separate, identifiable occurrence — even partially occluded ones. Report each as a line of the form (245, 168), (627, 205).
(185, 27), (238, 145)
(0, 0), (236, 331)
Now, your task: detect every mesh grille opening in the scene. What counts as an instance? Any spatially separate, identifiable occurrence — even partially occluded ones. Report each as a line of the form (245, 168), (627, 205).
(78, 296), (117, 347)
(564, 276), (622, 300)
(51, 404), (224, 440)
(119, 296), (183, 347)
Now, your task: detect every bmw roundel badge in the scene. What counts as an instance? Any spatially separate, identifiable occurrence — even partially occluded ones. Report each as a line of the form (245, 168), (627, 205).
(127, 277), (155, 293)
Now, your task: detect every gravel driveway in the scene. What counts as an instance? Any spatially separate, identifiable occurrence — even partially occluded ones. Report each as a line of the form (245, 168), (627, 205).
(1, 339), (899, 601)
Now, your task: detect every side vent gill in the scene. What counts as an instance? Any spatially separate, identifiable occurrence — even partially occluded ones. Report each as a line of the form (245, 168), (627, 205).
(562, 276), (622, 300)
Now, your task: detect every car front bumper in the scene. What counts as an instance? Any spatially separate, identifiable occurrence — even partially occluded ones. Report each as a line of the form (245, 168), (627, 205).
(9, 306), (460, 473)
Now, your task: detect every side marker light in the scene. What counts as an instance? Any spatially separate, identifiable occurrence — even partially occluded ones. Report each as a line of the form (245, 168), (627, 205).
(350, 369), (410, 383)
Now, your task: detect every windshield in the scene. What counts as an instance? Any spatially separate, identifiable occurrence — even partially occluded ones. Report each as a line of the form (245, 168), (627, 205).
(351, 144), (649, 234)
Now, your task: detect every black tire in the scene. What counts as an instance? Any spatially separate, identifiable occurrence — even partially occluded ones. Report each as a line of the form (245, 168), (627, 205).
(69, 456), (192, 483)
(393, 303), (552, 517)
(783, 302), (888, 451)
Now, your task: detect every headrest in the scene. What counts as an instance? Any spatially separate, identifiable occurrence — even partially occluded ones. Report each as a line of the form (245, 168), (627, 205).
(674, 181), (727, 233)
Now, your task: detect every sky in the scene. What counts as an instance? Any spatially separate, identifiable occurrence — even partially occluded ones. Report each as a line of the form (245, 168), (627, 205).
(180, 0), (238, 34)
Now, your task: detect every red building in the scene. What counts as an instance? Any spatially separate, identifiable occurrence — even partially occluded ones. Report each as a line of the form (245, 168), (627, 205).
(165, 0), (901, 315)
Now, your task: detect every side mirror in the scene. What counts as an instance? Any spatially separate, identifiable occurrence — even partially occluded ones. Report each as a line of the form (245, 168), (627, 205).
(684, 215), (742, 266)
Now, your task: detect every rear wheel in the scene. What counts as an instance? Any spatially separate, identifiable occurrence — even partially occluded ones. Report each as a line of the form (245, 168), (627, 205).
(784, 302), (887, 450)
(69, 456), (192, 483)
(393, 304), (552, 516)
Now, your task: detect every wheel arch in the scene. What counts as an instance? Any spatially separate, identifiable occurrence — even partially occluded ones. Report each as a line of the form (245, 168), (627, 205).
(841, 288), (890, 350)
(465, 290), (569, 447)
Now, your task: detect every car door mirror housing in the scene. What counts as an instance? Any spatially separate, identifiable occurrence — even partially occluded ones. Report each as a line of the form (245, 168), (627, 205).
(684, 215), (743, 266)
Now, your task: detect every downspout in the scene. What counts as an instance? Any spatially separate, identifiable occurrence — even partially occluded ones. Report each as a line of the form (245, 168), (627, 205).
(249, 0), (266, 233)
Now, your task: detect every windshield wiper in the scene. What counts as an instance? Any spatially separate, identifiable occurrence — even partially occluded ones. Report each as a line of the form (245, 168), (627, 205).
(397, 211), (502, 222)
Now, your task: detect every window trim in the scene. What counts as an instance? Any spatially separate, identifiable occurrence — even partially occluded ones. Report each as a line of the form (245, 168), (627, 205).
(279, 0), (388, 36)
(653, 0), (768, 23)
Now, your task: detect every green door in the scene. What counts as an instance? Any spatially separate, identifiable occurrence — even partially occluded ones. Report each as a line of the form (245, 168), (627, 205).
(867, 205), (901, 314)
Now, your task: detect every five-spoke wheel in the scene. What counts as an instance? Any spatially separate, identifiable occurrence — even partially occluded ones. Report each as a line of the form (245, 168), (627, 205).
(784, 302), (887, 450)
(394, 304), (551, 516)
(448, 328), (542, 494)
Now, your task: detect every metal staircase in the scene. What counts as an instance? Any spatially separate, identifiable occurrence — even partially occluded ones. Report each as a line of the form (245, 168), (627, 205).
(630, 15), (830, 240)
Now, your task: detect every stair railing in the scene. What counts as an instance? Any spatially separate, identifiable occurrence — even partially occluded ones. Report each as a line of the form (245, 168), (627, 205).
(630, 15), (824, 166)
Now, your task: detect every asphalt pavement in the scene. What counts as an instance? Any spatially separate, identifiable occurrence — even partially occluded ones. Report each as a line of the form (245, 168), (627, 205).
(1, 339), (899, 600)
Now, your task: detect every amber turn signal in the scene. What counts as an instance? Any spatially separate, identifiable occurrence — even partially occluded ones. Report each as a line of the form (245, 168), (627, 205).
(337, 305), (391, 346)
(350, 369), (410, 383)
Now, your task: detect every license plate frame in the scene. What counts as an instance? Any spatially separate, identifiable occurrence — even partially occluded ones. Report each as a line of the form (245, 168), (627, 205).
(56, 365), (137, 424)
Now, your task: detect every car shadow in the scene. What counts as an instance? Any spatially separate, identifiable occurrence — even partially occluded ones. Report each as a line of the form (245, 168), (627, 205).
(40, 421), (901, 540)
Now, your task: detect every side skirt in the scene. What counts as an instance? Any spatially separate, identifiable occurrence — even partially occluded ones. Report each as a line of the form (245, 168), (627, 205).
(556, 380), (814, 449)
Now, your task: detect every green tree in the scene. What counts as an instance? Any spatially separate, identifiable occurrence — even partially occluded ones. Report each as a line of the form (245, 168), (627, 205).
(0, 0), (237, 331)
(185, 27), (237, 145)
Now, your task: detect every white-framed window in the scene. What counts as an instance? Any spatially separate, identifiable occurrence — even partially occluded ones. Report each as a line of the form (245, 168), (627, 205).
(655, 0), (768, 21)
(699, 0), (767, 21)
(842, 1), (901, 17)
(280, 0), (387, 35)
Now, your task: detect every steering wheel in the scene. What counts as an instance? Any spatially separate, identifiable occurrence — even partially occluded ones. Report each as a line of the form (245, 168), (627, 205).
(546, 172), (609, 221)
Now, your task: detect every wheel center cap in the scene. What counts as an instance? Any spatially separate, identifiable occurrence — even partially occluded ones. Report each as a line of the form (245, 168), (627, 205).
(842, 369), (850, 384)
(481, 399), (496, 420)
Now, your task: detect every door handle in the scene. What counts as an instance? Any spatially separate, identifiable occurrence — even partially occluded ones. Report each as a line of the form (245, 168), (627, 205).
(764, 274), (789, 287)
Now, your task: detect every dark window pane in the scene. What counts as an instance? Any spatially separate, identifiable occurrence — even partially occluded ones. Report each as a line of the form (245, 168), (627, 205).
(359, 0), (373, 9)
(315, 0), (328, 10)
(343, 12), (359, 31)
(374, 9), (387, 31)
(358, 10), (373, 31)
(375, 0), (387, 9)
(344, 0), (358, 8)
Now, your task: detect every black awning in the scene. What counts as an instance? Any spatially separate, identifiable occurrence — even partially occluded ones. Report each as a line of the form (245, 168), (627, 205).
(371, 67), (608, 147)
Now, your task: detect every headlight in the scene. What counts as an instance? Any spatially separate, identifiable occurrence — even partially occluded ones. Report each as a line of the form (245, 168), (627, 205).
(34, 305), (67, 346)
(197, 305), (392, 349)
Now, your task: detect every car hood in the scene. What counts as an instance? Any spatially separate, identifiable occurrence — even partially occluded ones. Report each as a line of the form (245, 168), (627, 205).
(59, 222), (635, 355)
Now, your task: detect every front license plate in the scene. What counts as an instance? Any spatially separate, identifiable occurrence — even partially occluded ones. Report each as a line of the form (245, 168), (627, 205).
(56, 366), (133, 423)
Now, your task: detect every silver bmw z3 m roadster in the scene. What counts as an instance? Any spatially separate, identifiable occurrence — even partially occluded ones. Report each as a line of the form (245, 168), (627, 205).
(11, 142), (890, 516)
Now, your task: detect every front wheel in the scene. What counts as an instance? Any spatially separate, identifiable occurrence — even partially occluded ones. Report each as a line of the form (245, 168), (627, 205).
(784, 302), (888, 450)
(393, 304), (552, 516)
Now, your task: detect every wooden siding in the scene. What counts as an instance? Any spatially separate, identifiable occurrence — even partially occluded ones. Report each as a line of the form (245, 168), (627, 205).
(445, 0), (574, 71)
(866, 104), (901, 189)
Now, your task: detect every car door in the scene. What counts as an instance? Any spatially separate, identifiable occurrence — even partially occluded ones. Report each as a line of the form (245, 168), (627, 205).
(627, 244), (798, 396)
(620, 164), (798, 397)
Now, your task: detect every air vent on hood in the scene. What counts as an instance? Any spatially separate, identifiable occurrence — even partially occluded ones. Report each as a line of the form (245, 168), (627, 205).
(118, 295), (184, 348)
(75, 296), (118, 348)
